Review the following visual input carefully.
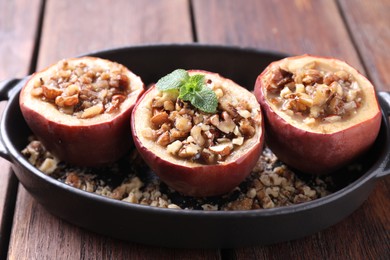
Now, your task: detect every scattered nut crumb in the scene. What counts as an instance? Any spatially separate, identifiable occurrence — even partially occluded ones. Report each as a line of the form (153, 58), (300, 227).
(22, 136), (363, 211)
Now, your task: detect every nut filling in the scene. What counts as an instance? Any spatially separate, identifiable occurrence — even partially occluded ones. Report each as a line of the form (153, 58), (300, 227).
(267, 64), (362, 124)
(143, 80), (257, 164)
(31, 60), (132, 118)
(21, 136), (361, 211)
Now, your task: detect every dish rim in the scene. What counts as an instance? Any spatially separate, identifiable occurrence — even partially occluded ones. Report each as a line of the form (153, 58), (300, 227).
(1, 43), (388, 218)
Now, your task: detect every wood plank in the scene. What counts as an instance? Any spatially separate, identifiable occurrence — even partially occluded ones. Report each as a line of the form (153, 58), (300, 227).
(335, 1), (390, 257)
(7, 0), (221, 259)
(193, 0), (389, 259)
(0, 161), (18, 259)
(8, 186), (220, 259)
(338, 0), (390, 91)
(0, 0), (41, 79)
(193, 0), (363, 70)
(0, 0), (41, 258)
(37, 0), (193, 69)
(230, 180), (390, 259)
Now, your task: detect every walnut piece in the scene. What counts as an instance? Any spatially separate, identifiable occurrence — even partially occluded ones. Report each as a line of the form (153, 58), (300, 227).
(267, 65), (362, 124)
(31, 60), (132, 119)
(142, 79), (258, 164)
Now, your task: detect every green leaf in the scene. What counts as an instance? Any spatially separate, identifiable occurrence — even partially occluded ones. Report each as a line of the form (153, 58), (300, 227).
(188, 74), (205, 91)
(179, 75), (203, 99)
(189, 86), (218, 113)
(156, 69), (189, 91)
(156, 69), (218, 113)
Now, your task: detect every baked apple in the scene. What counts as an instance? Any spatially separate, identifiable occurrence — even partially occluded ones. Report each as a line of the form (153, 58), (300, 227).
(132, 69), (264, 197)
(254, 55), (381, 174)
(20, 57), (145, 166)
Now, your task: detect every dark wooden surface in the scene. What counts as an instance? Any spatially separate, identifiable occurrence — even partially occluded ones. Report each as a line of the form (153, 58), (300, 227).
(0, 0), (389, 259)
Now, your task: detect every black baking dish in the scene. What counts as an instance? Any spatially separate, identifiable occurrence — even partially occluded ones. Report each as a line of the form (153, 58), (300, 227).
(0, 44), (389, 248)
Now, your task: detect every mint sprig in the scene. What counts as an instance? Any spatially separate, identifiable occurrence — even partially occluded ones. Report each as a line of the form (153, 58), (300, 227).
(155, 69), (189, 91)
(156, 69), (218, 113)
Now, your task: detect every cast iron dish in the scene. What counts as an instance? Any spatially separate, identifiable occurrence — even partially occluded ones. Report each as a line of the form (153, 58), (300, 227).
(0, 44), (389, 248)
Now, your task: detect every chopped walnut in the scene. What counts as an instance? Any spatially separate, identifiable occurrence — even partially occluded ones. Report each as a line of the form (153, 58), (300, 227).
(143, 77), (258, 164)
(23, 138), (341, 211)
(267, 65), (362, 124)
(31, 59), (132, 118)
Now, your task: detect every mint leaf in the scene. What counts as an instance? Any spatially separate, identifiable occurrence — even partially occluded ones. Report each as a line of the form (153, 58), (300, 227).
(156, 69), (189, 91)
(156, 69), (218, 113)
(188, 86), (218, 113)
(187, 74), (205, 91)
(179, 74), (205, 99)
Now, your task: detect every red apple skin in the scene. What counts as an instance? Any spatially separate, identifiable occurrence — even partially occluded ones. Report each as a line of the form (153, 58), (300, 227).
(20, 57), (145, 167)
(21, 101), (138, 166)
(131, 75), (264, 197)
(254, 56), (382, 175)
(132, 132), (263, 197)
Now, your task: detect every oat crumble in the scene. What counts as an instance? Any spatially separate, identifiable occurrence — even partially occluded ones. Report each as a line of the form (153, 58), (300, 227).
(19, 136), (364, 211)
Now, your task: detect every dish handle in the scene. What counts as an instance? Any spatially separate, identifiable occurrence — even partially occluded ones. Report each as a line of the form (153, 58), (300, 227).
(0, 78), (22, 161)
(0, 78), (21, 101)
(377, 91), (390, 178)
(0, 137), (10, 161)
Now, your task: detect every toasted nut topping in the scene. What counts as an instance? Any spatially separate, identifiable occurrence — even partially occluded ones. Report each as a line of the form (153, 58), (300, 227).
(163, 100), (175, 111)
(31, 87), (43, 97)
(31, 59), (132, 119)
(81, 104), (104, 119)
(167, 140), (183, 155)
(237, 109), (251, 119)
(156, 131), (171, 147)
(175, 116), (192, 132)
(178, 143), (201, 158)
(151, 111), (170, 127)
(60, 94), (79, 107)
(143, 77), (258, 165)
(65, 84), (80, 96)
(232, 136), (244, 146)
(23, 138), (336, 210)
(267, 65), (362, 124)
(239, 121), (256, 138)
(191, 125), (205, 146)
(42, 85), (63, 99)
(209, 143), (233, 156)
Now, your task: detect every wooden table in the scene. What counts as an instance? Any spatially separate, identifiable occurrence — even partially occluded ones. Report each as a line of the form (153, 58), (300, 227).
(1, 0), (389, 259)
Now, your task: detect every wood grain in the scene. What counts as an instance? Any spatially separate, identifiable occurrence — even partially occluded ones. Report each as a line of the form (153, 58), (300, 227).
(193, 0), (390, 259)
(8, 186), (220, 260)
(193, 0), (363, 71)
(37, 0), (193, 69)
(0, 0), (41, 79)
(0, 156), (18, 260)
(0, 0), (41, 258)
(229, 181), (390, 259)
(4, 0), (390, 258)
(7, 0), (220, 259)
(338, 0), (390, 91)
